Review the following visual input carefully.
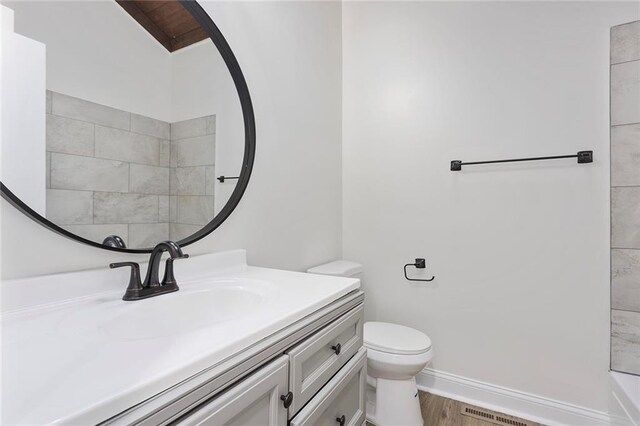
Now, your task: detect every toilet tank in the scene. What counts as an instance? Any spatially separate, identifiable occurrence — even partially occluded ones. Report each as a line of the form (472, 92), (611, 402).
(307, 260), (363, 281)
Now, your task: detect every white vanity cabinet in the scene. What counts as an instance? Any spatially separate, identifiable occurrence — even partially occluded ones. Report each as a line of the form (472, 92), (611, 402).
(290, 348), (367, 426)
(286, 305), (364, 415)
(99, 292), (365, 426)
(177, 356), (289, 426)
(168, 303), (365, 426)
(2, 250), (363, 426)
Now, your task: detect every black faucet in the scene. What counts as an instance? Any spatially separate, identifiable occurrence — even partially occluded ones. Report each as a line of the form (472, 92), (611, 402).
(102, 234), (126, 248)
(110, 241), (189, 301)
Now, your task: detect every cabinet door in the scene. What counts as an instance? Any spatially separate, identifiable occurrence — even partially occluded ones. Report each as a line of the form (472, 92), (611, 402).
(290, 348), (367, 426)
(287, 306), (364, 416)
(177, 356), (289, 426)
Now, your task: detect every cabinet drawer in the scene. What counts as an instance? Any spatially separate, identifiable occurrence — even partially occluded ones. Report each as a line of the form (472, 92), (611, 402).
(290, 347), (367, 426)
(286, 305), (364, 415)
(176, 355), (289, 426)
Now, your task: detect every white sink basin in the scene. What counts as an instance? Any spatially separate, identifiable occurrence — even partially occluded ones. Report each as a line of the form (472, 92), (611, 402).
(1, 250), (361, 425)
(58, 279), (274, 340)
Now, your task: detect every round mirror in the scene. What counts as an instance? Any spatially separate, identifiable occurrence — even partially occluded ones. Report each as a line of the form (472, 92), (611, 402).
(0, 0), (255, 252)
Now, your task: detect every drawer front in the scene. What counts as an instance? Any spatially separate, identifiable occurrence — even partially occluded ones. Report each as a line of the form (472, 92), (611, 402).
(176, 355), (289, 426)
(286, 305), (364, 415)
(290, 347), (367, 426)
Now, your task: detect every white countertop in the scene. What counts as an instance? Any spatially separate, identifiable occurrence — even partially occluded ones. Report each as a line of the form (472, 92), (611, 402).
(1, 250), (360, 425)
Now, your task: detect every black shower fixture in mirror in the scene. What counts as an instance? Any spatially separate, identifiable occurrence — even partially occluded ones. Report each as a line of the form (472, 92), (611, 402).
(0, 0), (255, 253)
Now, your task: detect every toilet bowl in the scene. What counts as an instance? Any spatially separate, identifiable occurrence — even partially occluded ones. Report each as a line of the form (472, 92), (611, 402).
(306, 261), (434, 426)
(364, 322), (432, 426)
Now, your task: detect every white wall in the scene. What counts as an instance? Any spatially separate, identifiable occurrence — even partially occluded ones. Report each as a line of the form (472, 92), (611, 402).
(1, 1), (343, 279)
(4, 0), (173, 122)
(343, 0), (638, 413)
(0, 6), (46, 215)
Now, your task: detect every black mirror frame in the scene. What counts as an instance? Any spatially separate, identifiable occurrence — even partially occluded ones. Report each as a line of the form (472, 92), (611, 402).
(0, 0), (256, 253)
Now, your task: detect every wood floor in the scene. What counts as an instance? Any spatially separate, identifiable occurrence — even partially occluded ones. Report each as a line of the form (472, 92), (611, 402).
(418, 392), (539, 426)
(368, 391), (540, 426)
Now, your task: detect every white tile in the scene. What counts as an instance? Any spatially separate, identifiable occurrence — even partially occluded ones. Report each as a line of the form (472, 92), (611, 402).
(50, 153), (129, 192)
(612, 310), (640, 375)
(52, 92), (130, 130)
(159, 195), (170, 222)
(95, 125), (163, 166)
(131, 113), (170, 139)
(46, 189), (93, 225)
(612, 187), (640, 248)
(63, 224), (129, 246)
(205, 166), (215, 195)
(611, 61), (640, 126)
(46, 90), (52, 114)
(611, 124), (640, 186)
(170, 166), (206, 195)
(130, 164), (170, 195)
(612, 249), (640, 312)
(176, 195), (214, 225)
(160, 140), (170, 167)
(46, 114), (94, 156)
(169, 223), (202, 242)
(94, 192), (158, 224)
(170, 195), (177, 222)
(129, 223), (169, 249)
(46, 152), (51, 189)
(172, 135), (215, 167)
(170, 115), (216, 140)
(612, 21), (640, 65)
(170, 142), (178, 168)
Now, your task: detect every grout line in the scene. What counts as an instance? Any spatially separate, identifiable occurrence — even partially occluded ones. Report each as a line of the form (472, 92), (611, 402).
(93, 192), (97, 224)
(48, 153), (52, 189)
(611, 247), (640, 250)
(611, 308), (640, 315)
(48, 111), (130, 132)
(611, 121), (640, 128)
(46, 186), (94, 194)
(48, 112), (169, 140)
(610, 58), (640, 67)
(91, 190), (95, 225)
(47, 150), (168, 169)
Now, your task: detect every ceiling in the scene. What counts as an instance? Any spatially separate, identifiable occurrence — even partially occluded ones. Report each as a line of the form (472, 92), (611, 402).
(115, 1), (209, 52)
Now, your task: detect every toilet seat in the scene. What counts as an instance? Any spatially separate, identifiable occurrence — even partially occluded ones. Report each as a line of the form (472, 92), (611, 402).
(364, 322), (431, 355)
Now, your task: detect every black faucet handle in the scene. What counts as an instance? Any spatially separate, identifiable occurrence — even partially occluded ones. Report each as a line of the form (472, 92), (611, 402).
(161, 254), (188, 286)
(110, 262), (144, 297)
(110, 261), (139, 269)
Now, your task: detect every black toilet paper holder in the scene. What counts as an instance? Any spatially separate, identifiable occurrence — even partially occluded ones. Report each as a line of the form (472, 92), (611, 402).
(404, 258), (435, 282)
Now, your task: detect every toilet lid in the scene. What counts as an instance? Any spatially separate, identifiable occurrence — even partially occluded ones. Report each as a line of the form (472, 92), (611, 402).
(364, 322), (432, 355)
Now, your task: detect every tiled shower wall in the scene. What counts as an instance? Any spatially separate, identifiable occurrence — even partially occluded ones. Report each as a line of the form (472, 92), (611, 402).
(169, 116), (216, 242)
(46, 91), (215, 248)
(610, 21), (640, 376)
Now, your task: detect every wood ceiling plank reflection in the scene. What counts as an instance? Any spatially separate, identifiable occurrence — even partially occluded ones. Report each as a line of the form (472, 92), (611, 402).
(115, 0), (209, 52)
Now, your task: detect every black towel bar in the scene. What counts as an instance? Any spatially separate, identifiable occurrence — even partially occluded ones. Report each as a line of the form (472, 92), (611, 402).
(450, 150), (593, 171)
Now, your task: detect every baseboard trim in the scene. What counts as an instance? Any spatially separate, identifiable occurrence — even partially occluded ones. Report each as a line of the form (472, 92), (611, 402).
(416, 368), (627, 426)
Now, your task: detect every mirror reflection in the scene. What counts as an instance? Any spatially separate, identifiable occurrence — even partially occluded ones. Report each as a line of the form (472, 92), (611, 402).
(1, 0), (244, 249)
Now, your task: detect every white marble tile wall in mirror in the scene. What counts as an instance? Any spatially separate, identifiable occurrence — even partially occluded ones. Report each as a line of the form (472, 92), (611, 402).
(2, 0), (244, 250)
(45, 91), (217, 248)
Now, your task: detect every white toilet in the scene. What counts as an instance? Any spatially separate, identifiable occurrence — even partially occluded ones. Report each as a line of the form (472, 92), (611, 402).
(307, 261), (433, 426)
